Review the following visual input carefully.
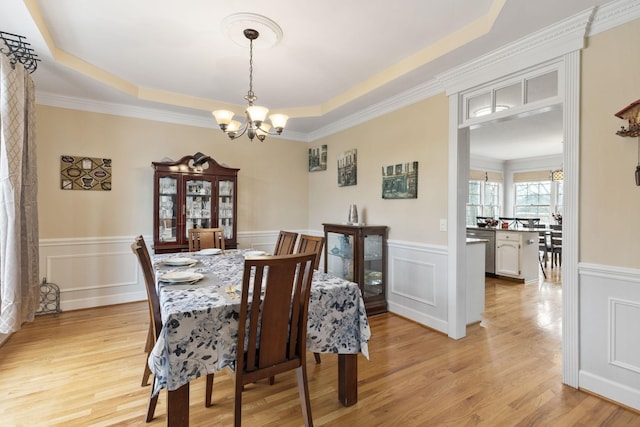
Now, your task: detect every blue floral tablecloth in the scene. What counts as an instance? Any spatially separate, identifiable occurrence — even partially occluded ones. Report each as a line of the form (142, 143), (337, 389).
(149, 250), (371, 396)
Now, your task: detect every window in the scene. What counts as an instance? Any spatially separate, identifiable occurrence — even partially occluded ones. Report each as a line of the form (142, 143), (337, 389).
(514, 179), (563, 222)
(514, 181), (551, 218)
(467, 180), (501, 225)
(555, 181), (563, 215)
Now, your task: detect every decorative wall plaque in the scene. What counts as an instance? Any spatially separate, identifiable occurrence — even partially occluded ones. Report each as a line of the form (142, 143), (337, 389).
(60, 155), (112, 191)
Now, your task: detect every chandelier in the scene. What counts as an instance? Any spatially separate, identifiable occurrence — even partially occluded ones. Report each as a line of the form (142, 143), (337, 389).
(212, 28), (288, 142)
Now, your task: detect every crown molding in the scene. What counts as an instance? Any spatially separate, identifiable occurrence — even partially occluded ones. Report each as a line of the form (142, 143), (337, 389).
(34, 0), (640, 143)
(306, 78), (443, 142)
(36, 92), (216, 128)
(437, 8), (594, 95)
(588, 0), (640, 36)
(35, 92), (309, 142)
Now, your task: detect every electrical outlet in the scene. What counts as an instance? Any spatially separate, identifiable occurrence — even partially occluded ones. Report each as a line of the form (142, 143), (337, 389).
(439, 219), (447, 231)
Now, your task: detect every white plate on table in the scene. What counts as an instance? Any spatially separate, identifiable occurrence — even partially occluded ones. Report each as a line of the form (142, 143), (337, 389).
(160, 271), (204, 283)
(194, 248), (222, 256)
(244, 250), (268, 258)
(162, 257), (198, 266)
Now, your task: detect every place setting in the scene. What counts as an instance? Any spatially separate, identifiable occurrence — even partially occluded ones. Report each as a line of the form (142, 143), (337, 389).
(159, 256), (199, 267)
(193, 248), (223, 256)
(158, 270), (205, 285)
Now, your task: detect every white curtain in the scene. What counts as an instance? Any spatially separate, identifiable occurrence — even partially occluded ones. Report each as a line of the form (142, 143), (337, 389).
(0, 51), (40, 334)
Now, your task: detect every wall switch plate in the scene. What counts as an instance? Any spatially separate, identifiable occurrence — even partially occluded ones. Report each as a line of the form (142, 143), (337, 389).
(439, 219), (447, 231)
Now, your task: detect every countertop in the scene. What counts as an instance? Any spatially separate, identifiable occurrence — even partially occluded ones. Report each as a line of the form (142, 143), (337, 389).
(467, 226), (540, 233)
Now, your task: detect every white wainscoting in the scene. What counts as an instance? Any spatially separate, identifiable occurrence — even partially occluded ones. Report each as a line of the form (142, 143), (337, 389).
(39, 230), (318, 312)
(39, 236), (148, 311)
(387, 240), (449, 333)
(579, 263), (640, 411)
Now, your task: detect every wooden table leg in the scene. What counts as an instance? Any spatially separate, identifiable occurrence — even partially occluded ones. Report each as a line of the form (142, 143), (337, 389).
(338, 354), (358, 406)
(167, 383), (190, 427)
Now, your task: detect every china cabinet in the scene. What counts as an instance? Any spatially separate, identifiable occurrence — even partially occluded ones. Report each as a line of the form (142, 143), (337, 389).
(323, 223), (388, 315)
(152, 154), (239, 253)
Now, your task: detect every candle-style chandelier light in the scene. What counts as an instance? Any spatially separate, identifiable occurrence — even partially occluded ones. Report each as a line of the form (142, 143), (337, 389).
(212, 28), (288, 142)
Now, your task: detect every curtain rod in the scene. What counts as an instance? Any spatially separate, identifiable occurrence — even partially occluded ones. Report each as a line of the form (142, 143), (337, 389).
(0, 31), (40, 73)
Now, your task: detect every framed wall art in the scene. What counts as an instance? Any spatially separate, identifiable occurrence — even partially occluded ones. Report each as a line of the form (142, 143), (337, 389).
(382, 161), (418, 199)
(308, 144), (327, 172)
(338, 149), (357, 187)
(60, 155), (112, 191)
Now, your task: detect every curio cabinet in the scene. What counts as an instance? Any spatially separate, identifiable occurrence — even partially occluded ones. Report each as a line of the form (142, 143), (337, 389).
(152, 153), (239, 253)
(323, 223), (388, 315)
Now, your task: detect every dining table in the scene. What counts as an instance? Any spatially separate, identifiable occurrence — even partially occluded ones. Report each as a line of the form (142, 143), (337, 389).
(148, 249), (372, 426)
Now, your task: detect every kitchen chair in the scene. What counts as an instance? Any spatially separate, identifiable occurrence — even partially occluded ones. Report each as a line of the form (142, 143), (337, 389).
(550, 227), (562, 268)
(273, 230), (298, 255)
(131, 236), (214, 422)
(296, 234), (325, 270)
(530, 224), (549, 278)
(188, 227), (225, 252)
(230, 253), (316, 427)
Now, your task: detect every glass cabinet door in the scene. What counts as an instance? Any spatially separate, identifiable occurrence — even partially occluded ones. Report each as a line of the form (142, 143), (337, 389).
(363, 234), (383, 298)
(326, 232), (355, 281)
(185, 178), (212, 237)
(218, 179), (234, 240)
(158, 176), (178, 242)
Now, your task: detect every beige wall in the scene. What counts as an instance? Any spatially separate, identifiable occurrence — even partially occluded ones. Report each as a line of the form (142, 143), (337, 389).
(309, 94), (449, 245)
(36, 106), (309, 239)
(36, 17), (640, 267)
(580, 19), (640, 268)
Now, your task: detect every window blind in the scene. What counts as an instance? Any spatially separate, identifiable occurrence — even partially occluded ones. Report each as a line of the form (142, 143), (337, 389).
(469, 170), (504, 182)
(513, 170), (551, 182)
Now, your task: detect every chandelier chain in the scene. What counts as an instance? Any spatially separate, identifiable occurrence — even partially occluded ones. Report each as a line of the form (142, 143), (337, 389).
(246, 37), (255, 104)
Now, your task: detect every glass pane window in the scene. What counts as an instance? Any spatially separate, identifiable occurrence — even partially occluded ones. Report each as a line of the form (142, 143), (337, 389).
(495, 82), (521, 112)
(467, 92), (492, 119)
(554, 181), (563, 219)
(526, 71), (558, 103)
(467, 180), (502, 225)
(514, 181), (551, 219)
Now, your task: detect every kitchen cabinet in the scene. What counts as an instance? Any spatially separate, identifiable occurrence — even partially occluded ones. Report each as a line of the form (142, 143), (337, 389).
(323, 223), (388, 315)
(152, 154), (239, 253)
(495, 230), (539, 282)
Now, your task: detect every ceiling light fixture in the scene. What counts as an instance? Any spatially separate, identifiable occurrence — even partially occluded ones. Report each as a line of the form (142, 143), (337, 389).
(474, 104), (509, 118)
(212, 28), (288, 142)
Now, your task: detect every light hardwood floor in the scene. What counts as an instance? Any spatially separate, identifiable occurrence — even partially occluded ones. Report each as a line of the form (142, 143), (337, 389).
(1, 268), (638, 426)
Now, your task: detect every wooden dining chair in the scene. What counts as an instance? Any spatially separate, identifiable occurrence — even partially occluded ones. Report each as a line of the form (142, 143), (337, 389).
(295, 234), (326, 365)
(188, 227), (225, 252)
(273, 230), (298, 255)
(136, 236), (155, 388)
(296, 234), (325, 270)
(131, 236), (214, 422)
(231, 253), (316, 427)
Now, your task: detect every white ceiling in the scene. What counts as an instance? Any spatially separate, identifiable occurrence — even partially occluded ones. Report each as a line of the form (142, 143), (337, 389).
(0, 0), (611, 155)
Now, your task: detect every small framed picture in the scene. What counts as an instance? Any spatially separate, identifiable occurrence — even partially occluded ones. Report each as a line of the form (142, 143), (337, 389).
(382, 161), (418, 199)
(337, 149), (357, 187)
(309, 144), (327, 172)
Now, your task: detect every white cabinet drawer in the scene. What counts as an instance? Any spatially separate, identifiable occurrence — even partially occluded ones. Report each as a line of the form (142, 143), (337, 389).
(496, 231), (522, 243)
